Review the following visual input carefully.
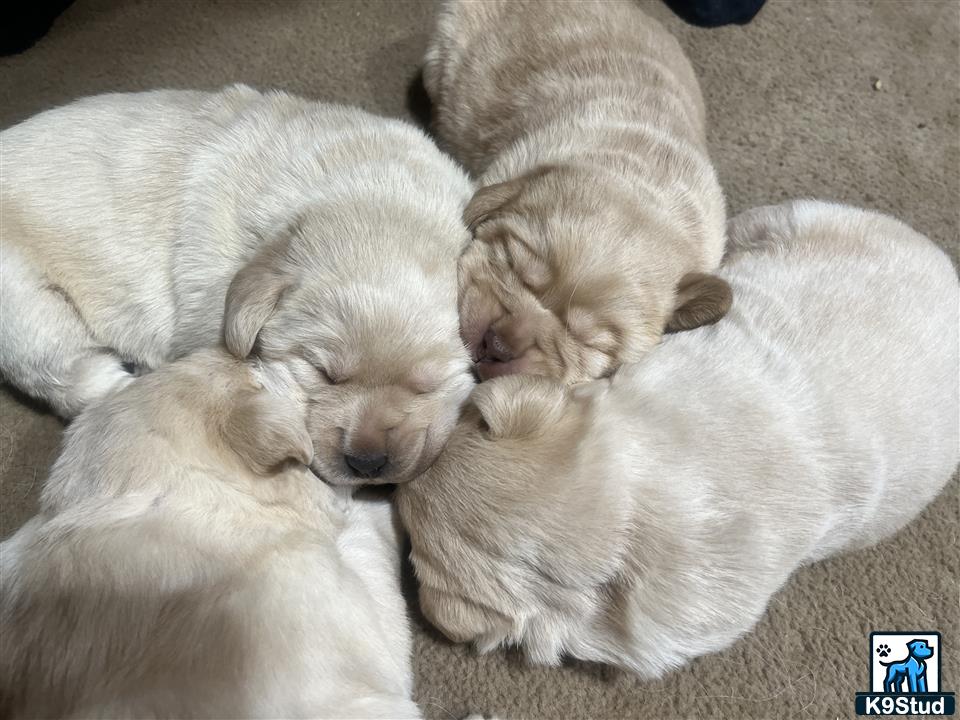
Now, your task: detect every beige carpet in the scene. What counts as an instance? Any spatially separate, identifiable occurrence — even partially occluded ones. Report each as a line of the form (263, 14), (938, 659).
(1, 1), (957, 718)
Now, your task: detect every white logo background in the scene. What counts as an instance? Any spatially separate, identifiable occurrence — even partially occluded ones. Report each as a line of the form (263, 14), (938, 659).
(871, 633), (941, 693)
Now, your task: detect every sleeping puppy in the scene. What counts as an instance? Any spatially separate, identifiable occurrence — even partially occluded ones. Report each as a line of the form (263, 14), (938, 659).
(424, 0), (730, 381)
(0, 348), (422, 719)
(0, 85), (473, 484)
(396, 201), (959, 676)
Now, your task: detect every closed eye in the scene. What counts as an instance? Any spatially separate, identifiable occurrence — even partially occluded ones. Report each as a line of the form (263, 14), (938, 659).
(502, 235), (551, 292)
(409, 379), (440, 395)
(311, 363), (338, 385)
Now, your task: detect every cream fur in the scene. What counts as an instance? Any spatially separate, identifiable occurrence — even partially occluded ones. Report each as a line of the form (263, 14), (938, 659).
(396, 200), (959, 677)
(0, 348), (421, 719)
(424, 0), (729, 381)
(0, 85), (474, 485)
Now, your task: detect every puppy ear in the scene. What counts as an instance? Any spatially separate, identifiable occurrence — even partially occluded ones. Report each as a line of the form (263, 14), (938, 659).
(463, 165), (555, 230)
(224, 242), (292, 358)
(222, 388), (314, 475)
(463, 179), (525, 231)
(471, 375), (568, 439)
(665, 272), (732, 333)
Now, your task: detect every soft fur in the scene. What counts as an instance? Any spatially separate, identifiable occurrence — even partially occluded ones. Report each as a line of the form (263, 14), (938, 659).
(0, 348), (421, 719)
(0, 85), (474, 484)
(424, 0), (730, 381)
(396, 200), (959, 677)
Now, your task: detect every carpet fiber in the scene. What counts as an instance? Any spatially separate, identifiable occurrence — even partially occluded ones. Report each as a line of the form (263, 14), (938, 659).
(1, 1), (957, 718)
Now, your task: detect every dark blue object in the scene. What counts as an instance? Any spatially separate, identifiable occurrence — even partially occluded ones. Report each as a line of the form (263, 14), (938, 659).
(663, 0), (766, 27)
(1, 0), (74, 56)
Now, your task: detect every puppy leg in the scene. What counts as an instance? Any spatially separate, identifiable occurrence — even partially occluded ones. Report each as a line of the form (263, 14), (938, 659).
(337, 498), (413, 695)
(0, 247), (133, 417)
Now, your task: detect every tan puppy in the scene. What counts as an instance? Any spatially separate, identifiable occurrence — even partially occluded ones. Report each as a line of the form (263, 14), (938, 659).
(1, 86), (474, 484)
(396, 201), (958, 676)
(0, 348), (422, 719)
(424, 0), (730, 381)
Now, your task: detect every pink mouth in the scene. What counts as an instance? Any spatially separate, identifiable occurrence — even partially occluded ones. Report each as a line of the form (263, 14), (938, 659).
(481, 329), (513, 361)
(472, 327), (526, 380)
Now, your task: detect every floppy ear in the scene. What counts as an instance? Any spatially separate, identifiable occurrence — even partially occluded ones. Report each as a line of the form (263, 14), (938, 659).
(665, 272), (733, 333)
(471, 375), (568, 439)
(222, 388), (314, 476)
(463, 178), (526, 231)
(223, 243), (292, 358)
(463, 165), (555, 231)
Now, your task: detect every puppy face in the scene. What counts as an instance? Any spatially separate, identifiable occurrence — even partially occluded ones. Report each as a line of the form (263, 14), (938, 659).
(224, 216), (474, 486)
(396, 375), (631, 662)
(907, 640), (934, 660)
(458, 167), (731, 382)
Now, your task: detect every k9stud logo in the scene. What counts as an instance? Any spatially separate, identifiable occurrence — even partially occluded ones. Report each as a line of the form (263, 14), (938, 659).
(855, 632), (955, 715)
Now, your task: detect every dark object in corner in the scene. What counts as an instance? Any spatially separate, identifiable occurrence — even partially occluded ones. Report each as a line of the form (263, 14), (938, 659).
(1, 0), (74, 56)
(406, 68), (433, 133)
(663, 0), (766, 27)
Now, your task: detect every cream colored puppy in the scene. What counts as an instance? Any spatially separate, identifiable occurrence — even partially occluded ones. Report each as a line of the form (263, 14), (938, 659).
(0, 85), (473, 484)
(424, 0), (730, 381)
(396, 201), (959, 677)
(0, 348), (421, 719)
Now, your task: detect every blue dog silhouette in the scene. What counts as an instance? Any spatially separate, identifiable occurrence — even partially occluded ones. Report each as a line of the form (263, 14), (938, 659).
(882, 639), (934, 693)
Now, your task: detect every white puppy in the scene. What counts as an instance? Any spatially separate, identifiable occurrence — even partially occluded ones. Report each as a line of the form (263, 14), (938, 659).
(424, 0), (729, 381)
(0, 85), (474, 485)
(0, 348), (421, 719)
(396, 200), (959, 677)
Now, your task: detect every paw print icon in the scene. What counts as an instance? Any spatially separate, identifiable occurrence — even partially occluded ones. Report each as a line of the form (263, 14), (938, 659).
(876, 643), (891, 658)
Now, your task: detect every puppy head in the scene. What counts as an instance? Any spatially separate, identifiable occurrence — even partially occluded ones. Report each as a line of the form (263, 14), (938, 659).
(459, 167), (731, 382)
(224, 213), (474, 486)
(396, 375), (632, 662)
(907, 639), (934, 660)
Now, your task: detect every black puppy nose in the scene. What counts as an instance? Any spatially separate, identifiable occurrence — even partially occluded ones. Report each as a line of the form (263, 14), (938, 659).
(344, 453), (388, 478)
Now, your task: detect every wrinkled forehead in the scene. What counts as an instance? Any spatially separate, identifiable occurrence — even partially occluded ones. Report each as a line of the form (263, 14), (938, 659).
(483, 210), (631, 288)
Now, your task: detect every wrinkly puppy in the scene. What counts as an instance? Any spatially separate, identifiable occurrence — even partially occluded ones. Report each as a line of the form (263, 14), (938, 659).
(397, 201), (959, 677)
(0, 349), (421, 719)
(1, 85), (473, 484)
(424, 0), (729, 381)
